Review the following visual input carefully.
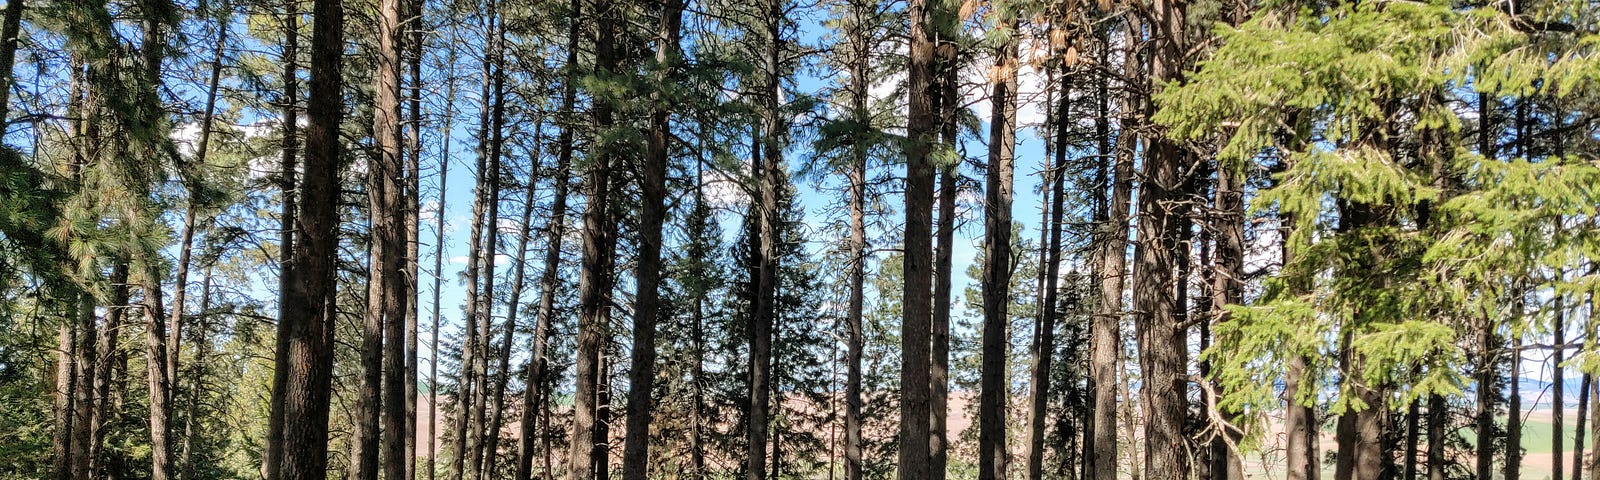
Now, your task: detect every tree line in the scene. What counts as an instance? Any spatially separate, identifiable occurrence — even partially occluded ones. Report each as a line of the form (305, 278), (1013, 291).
(0, 0), (1595, 479)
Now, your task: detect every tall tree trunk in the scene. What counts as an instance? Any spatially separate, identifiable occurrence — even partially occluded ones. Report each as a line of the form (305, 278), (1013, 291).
(264, 2), (300, 478)
(1470, 91), (1495, 480)
(0, 0), (23, 123)
(567, 5), (617, 479)
(1579, 373), (1593, 480)
(748, 3), (785, 478)
(349, 0), (405, 465)
(842, 0), (871, 476)
(900, 0), (938, 472)
(1092, 25), (1136, 480)
(452, 20), (495, 477)
(929, 8), (958, 478)
(1508, 325), (1523, 480)
(1027, 70), (1067, 480)
(274, 0), (343, 476)
(1134, 0), (1191, 477)
(621, 0), (683, 475)
(978, 14), (1017, 480)
(90, 264), (130, 479)
(429, 35), (457, 480)
(372, 0), (409, 476)
(517, 4), (578, 477)
(466, 9), (504, 476)
(471, 10), (511, 480)
(179, 268), (214, 480)
(1210, 154), (1246, 480)
(1558, 292), (1568, 480)
(403, 0), (423, 476)
(136, 7), (176, 477)
(53, 308), (78, 480)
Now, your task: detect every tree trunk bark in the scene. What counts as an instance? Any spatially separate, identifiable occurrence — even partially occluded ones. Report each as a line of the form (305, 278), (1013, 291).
(1209, 153), (1246, 480)
(1027, 69), (1067, 480)
(516, 5), (578, 477)
(473, 10), (513, 479)
(53, 309), (78, 480)
(0, 0), (23, 123)
(978, 14), (1017, 480)
(842, 1), (871, 477)
(274, 0), (343, 476)
(372, 0), (409, 476)
(929, 9), (958, 478)
(264, 2), (299, 478)
(900, 0), (938, 473)
(1093, 24), (1137, 480)
(404, 0), (423, 476)
(621, 0), (683, 475)
(1558, 293), (1568, 480)
(567, 5), (617, 479)
(1508, 314), (1523, 480)
(1134, 0), (1190, 477)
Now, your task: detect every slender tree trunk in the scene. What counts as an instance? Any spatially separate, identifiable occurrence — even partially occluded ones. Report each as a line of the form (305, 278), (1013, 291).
(0, 0), (23, 123)
(517, 5), (578, 477)
(1579, 374), (1593, 480)
(1027, 70), (1067, 480)
(468, 6), (507, 477)
(264, 2), (300, 478)
(90, 264), (129, 479)
(978, 14), (1017, 480)
(747, 4), (785, 479)
(372, 0), (409, 476)
(1508, 302), (1523, 480)
(1558, 292), (1569, 480)
(842, 0), (871, 477)
(567, 5), (617, 479)
(1092, 25), (1136, 480)
(929, 8), (958, 478)
(471, 10), (512, 479)
(900, 0), (938, 472)
(135, 8), (176, 477)
(483, 115), (539, 480)
(274, 0), (343, 476)
(452, 24), (494, 478)
(1210, 153), (1246, 480)
(179, 268), (214, 480)
(403, 0), (423, 475)
(53, 310), (78, 480)
(621, 0), (683, 475)
(429, 37), (456, 480)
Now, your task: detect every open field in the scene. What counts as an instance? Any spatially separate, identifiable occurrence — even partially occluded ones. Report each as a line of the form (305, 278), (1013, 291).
(1234, 409), (1588, 480)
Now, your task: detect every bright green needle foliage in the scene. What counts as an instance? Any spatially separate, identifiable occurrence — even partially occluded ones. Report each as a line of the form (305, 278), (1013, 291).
(1157, 0), (1600, 451)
